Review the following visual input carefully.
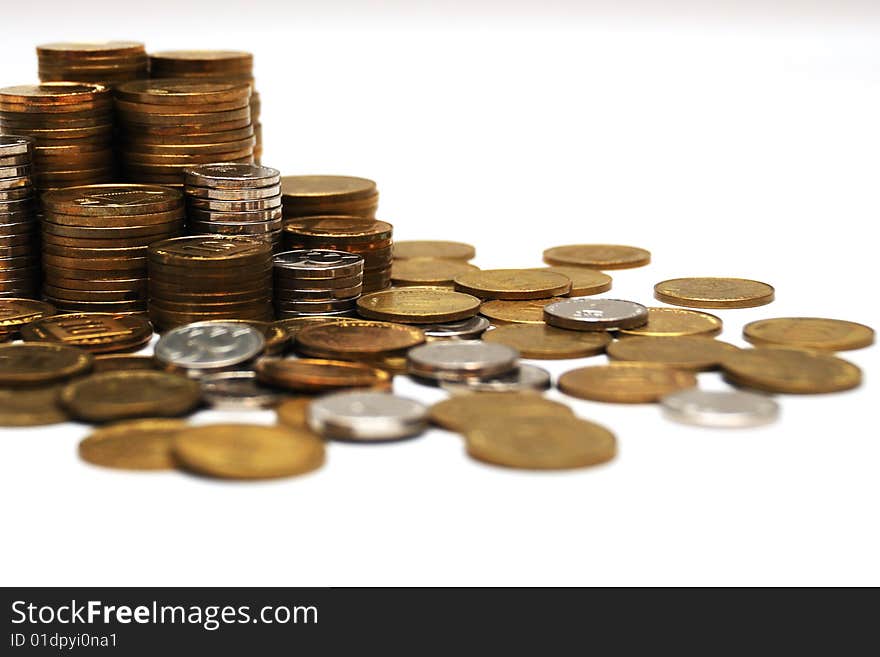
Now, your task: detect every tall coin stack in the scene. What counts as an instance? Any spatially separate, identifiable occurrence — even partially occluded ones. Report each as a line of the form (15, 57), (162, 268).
(281, 175), (379, 221)
(148, 235), (274, 330)
(36, 42), (148, 87)
(0, 136), (38, 299)
(114, 79), (254, 186)
(41, 185), (185, 314)
(0, 83), (114, 195)
(183, 164), (282, 249)
(148, 51), (263, 162)
(273, 250), (364, 319)
(283, 217), (393, 293)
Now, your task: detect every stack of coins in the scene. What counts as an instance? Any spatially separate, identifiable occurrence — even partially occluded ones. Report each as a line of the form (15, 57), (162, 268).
(283, 216), (392, 293)
(0, 83), (114, 194)
(148, 235), (273, 330)
(281, 175), (379, 220)
(148, 51), (263, 162)
(41, 185), (185, 314)
(114, 79), (254, 186)
(0, 136), (38, 299)
(36, 42), (148, 87)
(273, 250), (364, 319)
(183, 164), (282, 248)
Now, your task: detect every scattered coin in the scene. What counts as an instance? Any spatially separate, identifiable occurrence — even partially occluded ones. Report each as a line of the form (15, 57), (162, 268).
(479, 298), (556, 325)
(660, 390), (780, 428)
(272, 316), (348, 341)
(542, 244), (650, 269)
(654, 277), (775, 309)
(92, 354), (159, 372)
(558, 363), (697, 403)
(454, 269), (571, 300)
(617, 307), (723, 338)
(482, 323), (611, 359)
(308, 391), (428, 441)
(357, 287), (481, 324)
(544, 298), (648, 331)
(607, 335), (740, 371)
(255, 357), (391, 392)
(200, 371), (282, 409)
(391, 258), (478, 286)
(407, 340), (519, 382)
(429, 392), (575, 432)
(417, 316), (490, 340)
(275, 397), (312, 429)
(742, 317), (875, 352)
(195, 319), (289, 355)
(78, 418), (188, 470)
(393, 240), (475, 261)
(154, 321), (265, 375)
(537, 266), (612, 296)
(20, 312), (153, 353)
(295, 319), (425, 359)
(0, 385), (68, 426)
(720, 348), (862, 394)
(0, 343), (92, 385)
(441, 364), (552, 394)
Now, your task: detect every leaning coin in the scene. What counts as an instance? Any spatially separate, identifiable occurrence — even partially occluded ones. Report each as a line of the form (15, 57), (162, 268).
(295, 319), (425, 359)
(606, 335), (740, 371)
(416, 316), (490, 340)
(558, 363), (697, 403)
(308, 391), (428, 441)
(0, 385), (68, 426)
(742, 317), (875, 352)
(200, 371), (282, 409)
(429, 392), (574, 432)
(720, 347), (862, 394)
(78, 419), (189, 470)
(654, 277), (775, 309)
(441, 364), (551, 394)
(660, 390), (780, 428)
(407, 340), (518, 382)
(482, 323), (611, 359)
(154, 321), (265, 374)
(0, 343), (92, 385)
(544, 298), (648, 331)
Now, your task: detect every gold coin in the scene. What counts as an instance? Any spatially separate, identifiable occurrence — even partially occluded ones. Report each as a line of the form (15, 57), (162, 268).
(295, 319), (425, 358)
(172, 424), (325, 480)
(78, 418), (188, 470)
(272, 316), (348, 340)
(92, 354), (159, 372)
(654, 277), (775, 309)
(465, 416), (616, 470)
(392, 240), (475, 261)
(0, 343), (93, 386)
(536, 266), (612, 296)
(479, 298), (556, 325)
(542, 244), (651, 269)
(429, 392), (574, 432)
(357, 287), (481, 323)
(454, 269), (571, 300)
(606, 335), (740, 371)
(742, 317), (875, 352)
(721, 348), (862, 394)
(276, 397), (312, 429)
(0, 385), (68, 426)
(559, 363), (697, 403)
(256, 358), (391, 392)
(617, 307), (722, 338)
(280, 175), (377, 203)
(391, 258), (478, 286)
(482, 324), (611, 359)
(0, 299), (56, 334)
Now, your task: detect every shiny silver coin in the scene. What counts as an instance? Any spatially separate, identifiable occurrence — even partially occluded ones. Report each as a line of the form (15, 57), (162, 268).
(417, 316), (490, 340)
(0, 165), (31, 179)
(407, 340), (518, 382)
(184, 163), (281, 189)
(187, 206), (282, 223)
(544, 297), (648, 331)
(441, 363), (551, 394)
(0, 136), (34, 157)
(154, 321), (266, 373)
(200, 370), (282, 409)
(308, 391), (428, 441)
(273, 273), (363, 290)
(660, 389), (780, 428)
(187, 195), (282, 212)
(185, 184), (280, 200)
(273, 249), (364, 278)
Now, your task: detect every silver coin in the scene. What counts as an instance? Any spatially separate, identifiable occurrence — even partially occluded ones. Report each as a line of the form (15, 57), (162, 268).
(273, 273), (363, 290)
(187, 206), (282, 223)
(184, 163), (281, 189)
(544, 297), (648, 331)
(154, 321), (266, 372)
(441, 364), (551, 394)
(200, 370), (281, 409)
(407, 340), (518, 381)
(660, 389), (780, 428)
(308, 391), (428, 441)
(273, 249), (364, 278)
(188, 219), (282, 234)
(0, 136), (34, 156)
(416, 315), (490, 340)
(187, 195), (282, 212)
(185, 184), (280, 200)
(0, 165), (31, 179)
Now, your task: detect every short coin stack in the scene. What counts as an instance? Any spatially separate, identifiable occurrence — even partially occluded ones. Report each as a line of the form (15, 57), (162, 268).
(41, 185), (185, 314)
(114, 79), (254, 186)
(0, 83), (114, 194)
(283, 216), (393, 293)
(0, 136), (38, 299)
(148, 235), (273, 330)
(183, 163), (282, 248)
(281, 175), (379, 221)
(36, 42), (148, 87)
(273, 249), (364, 319)
(148, 51), (263, 162)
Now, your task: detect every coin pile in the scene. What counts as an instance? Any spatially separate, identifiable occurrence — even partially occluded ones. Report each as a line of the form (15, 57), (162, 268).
(114, 79), (254, 186)
(0, 136), (38, 299)
(0, 83), (114, 194)
(281, 175), (379, 220)
(148, 51), (263, 162)
(36, 42), (148, 87)
(273, 249), (364, 319)
(148, 235), (273, 330)
(41, 185), (184, 313)
(183, 163), (281, 247)
(283, 216), (393, 293)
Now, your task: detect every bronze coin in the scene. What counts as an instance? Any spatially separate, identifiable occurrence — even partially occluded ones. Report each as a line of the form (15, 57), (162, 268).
(0, 342), (93, 385)
(295, 319), (425, 359)
(20, 312), (153, 354)
(255, 357), (391, 392)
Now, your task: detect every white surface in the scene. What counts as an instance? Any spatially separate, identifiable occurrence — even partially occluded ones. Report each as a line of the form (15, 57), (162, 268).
(1, 3), (878, 586)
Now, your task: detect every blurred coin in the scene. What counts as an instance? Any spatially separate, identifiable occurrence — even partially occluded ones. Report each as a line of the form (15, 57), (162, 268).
(441, 364), (551, 394)
(417, 316), (490, 340)
(544, 298), (648, 331)
(720, 347), (862, 394)
(454, 269), (570, 300)
(654, 277), (775, 309)
(200, 370), (281, 409)
(607, 335), (740, 371)
(742, 317), (875, 352)
(0, 343), (92, 385)
(391, 258), (478, 286)
(92, 354), (159, 372)
(78, 418), (187, 470)
(429, 392), (574, 432)
(543, 244), (651, 269)
(0, 384), (68, 426)
(407, 340), (518, 382)
(661, 389), (780, 428)
(482, 323), (610, 359)
(154, 321), (265, 373)
(392, 240), (475, 261)
(275, 397), (311, 429)
(618, 307), (723, 338)
(115, 79), (250, 105)
(256, 357), (391, 392)
(0, 299), (55, 336)
(296, 319), (424, 359)
(308, 391), (427, 441)
(479, 298), (557, 325)
(559, 363), (697, 403)
(357, 287), (480, 324)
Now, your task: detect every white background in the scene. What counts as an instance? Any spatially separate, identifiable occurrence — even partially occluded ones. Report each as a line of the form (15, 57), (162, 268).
(1, 2), (878, 586)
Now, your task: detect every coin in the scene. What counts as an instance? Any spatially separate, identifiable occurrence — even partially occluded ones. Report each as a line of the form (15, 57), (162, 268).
(454, 269), (571, 300)
(392, 240), (475, 261)
(0, 343), (92, 385)
(535, 266), (612, 296)
(407, 340), (518, 381)
(284, 216), (392, 243)
(154, 322), (265, 374)
(0, 385), (68, 426)
(78, 418), (188, 470)
(720, 347), (862, 394)
(149, 235), (270, 265)
(200, 371), (282, 409)
(194, 319), (289, 355)
(272, 316), (348, 340)
(417, 316), (491, 340)
(542, 244), (651, 269)
(544, 298), (648, 331)
(184, 163), (278, 189)
(276, 397), (312, 429)
(742, 317), (875, 352)
(441, 364), (551, 394)
(429, 392), (574, 432)
(307, 391), (427, 441)
(391, 258), (478, 287)
(479, 298), (556, 325)
(115, 79), (250, 105)
(558, 363), (698, 403)
(654, 277), (775, 309)
(661, 390), (780, 428)
(617, 307), (723, 338)
(280, 175), (378, 217)
(607, 335), (740, 371)
(0, 299), (55, 336)
(92, 354), (158, 372)
(357, 288), (481, 324)
(20, 313), (153, 354)
(482, 323), (611, 359)
(273, 249), (364, 278)
(295, 319), (425, 359)
(256, 357), (391, 392)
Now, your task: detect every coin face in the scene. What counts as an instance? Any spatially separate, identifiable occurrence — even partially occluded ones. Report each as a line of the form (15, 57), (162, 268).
(0, 343), (92, 385)
(273, 249), (364, 277)
(654, 277), (775, 309)
(417, 316), (490, 339)
(482, 324), (611, 359)
(20, 313), (153, 353)
(280, 175), (377, 201)
(617, 307), (723, 338)
(430, 392), (575, 432)
(391, 258), (479, 286)
(559, 363), (698, 403)
(742, 317), (875, 351)
(465, 416), (617, 470)
(393, 240), (475, 261)
(256, 357), (391, 392)
(542, 244), (651, 269)
(661, 390), (780, 428)
(154, 322), (265, 371)
(407, 340), (519, 381)
(200, 371), (281, 409)
(0, 385), (68, 426)
(42, 184), (183, 216)
(454, 269), (571, 300)
(0, 299), (55, 333)
(536, 266), (612, 296)
(720, 347), (862, 394)
(479, 298), (556, 325)
(357, 288), (481, 324)
(544, 298), (648, 331)
(79, 419), (188, 470)
(441, 364), (551, 394)
(607, 335), (740, 371)
(295, 319), (425, 358)
(308, 391), (428, 441)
